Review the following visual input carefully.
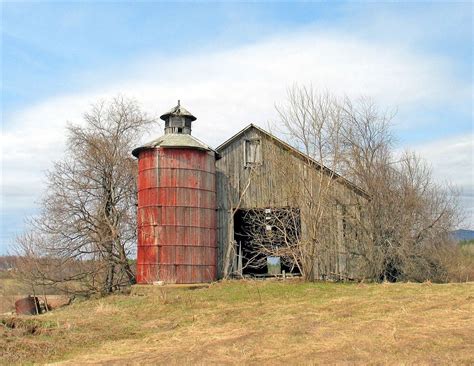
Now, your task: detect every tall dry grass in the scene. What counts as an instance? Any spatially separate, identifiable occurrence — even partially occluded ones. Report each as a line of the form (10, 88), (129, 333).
(1, 280), (473, 365)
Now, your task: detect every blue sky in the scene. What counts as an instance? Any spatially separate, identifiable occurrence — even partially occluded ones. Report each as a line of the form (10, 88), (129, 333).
(1, 1), (473, 254)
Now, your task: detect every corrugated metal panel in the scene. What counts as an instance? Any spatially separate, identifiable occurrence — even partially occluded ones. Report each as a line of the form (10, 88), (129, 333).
(136, 148), (217, 284)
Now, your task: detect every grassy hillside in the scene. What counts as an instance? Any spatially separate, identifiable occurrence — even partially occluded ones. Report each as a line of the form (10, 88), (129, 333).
(1, 280), (473, 365)
(0, 271), (29, 314)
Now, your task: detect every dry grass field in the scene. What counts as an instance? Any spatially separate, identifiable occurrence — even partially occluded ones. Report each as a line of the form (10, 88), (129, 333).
(0, 272), (30, 314)
(1, 280), (473, 365)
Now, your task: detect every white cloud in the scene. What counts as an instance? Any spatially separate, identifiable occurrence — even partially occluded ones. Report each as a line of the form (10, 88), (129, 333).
(411, 133), (474, 228)
(1, 26), (472, 249)
(414, 134), (473, 188)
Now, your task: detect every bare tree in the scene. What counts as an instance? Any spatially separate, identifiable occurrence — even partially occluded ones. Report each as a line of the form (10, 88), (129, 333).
(15, 96), (154, 295)
(336, 96), (461, 281)
(239, 207), (303, 274)
(257, 86), (352, 281)
(222, 164), (258, 278)
(244, 85), (461, 282)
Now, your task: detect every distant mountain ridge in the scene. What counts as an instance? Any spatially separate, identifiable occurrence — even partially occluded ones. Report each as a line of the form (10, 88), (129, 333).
(452, 229), (474, 242)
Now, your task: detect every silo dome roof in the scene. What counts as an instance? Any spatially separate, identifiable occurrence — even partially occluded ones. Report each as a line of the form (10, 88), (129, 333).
(132, 133), (215, 157)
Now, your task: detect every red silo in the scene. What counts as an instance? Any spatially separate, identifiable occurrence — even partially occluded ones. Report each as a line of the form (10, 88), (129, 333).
(132, 102), (217, 284)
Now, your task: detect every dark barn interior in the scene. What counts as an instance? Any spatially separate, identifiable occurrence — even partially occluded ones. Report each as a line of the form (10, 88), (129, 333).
(233, 208), (301, 276)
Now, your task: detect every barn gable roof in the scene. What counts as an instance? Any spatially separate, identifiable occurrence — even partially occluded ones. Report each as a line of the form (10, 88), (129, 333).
(216, 124), (368, 198)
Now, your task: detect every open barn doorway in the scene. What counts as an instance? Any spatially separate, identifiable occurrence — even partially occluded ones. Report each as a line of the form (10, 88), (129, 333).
(233, 208), (301, 277)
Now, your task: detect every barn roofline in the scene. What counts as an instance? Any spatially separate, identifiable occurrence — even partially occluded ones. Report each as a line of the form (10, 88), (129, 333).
(216, 124), (369, 199)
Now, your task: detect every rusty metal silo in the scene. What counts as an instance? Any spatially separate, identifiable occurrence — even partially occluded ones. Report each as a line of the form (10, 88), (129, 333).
(132, 102), (217, 284)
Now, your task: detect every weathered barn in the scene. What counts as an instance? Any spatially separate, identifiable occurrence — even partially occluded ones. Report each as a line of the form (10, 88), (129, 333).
(216, 124), (368, 281)
(133, 103), (367, 284)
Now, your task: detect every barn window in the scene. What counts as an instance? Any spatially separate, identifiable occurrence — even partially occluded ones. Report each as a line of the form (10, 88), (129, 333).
(244, 139), (261, 167)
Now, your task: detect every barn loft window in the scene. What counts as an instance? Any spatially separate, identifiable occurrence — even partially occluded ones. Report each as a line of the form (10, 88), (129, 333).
(244, 139), (261, 167)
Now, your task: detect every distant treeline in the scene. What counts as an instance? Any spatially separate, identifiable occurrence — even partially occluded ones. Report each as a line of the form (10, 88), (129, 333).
(0, 255), (18, 271)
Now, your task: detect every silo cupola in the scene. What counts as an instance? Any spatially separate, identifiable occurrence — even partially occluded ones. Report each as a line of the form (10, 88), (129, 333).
(161, 100), (196, 135)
